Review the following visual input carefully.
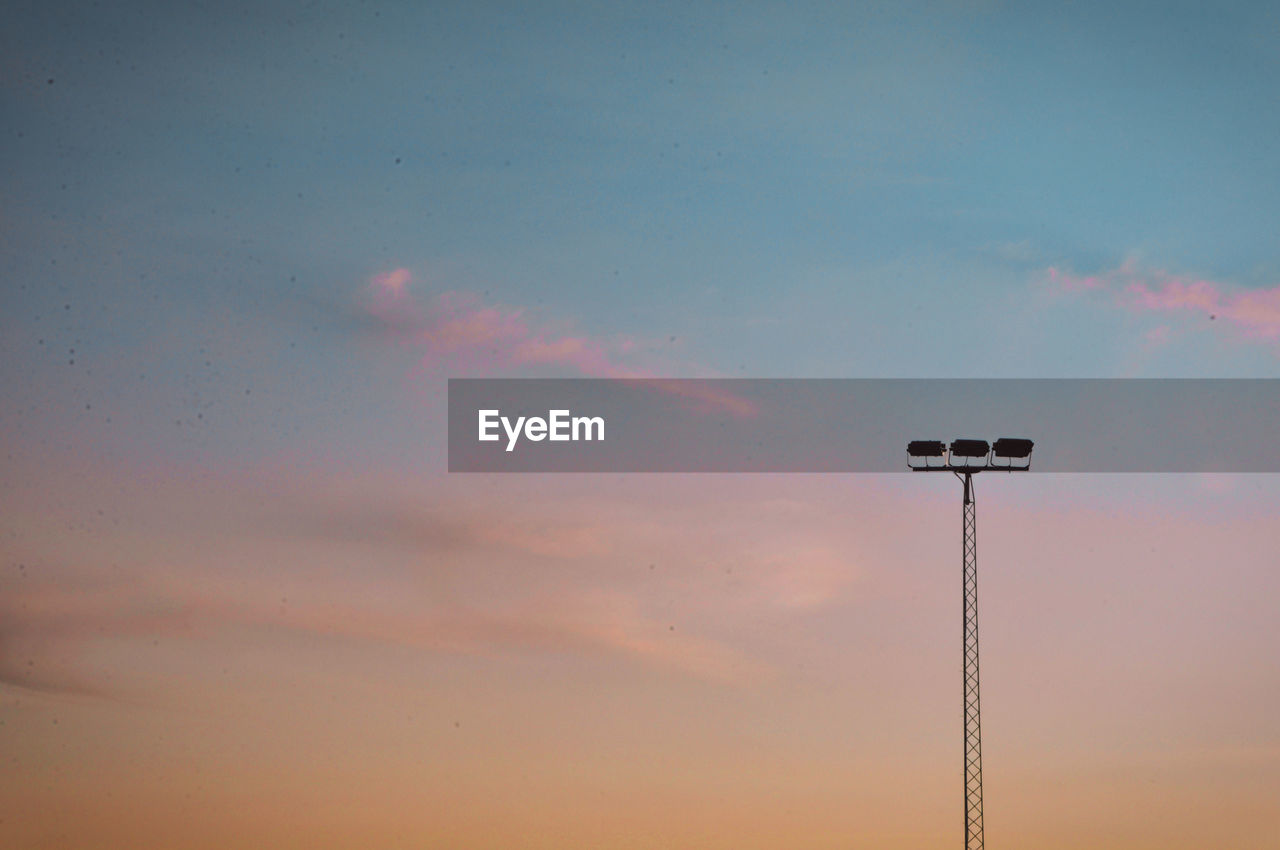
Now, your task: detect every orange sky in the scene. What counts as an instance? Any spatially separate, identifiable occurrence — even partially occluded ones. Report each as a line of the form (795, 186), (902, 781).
(3, 457), (1277, 848)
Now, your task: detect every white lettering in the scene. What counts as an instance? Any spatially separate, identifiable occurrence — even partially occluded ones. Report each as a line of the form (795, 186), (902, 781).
(480, 409), (604, 452)
(501, 415), (525, 452)
(478, 410), (500, 442)
(549, 409), (570, 441)
(573, 415), (604, 441)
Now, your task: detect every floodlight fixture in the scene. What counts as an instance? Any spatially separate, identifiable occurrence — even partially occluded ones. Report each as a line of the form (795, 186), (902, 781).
(991, 437), (1034, 470)
(906, 439), (947, 470)
(992, 437), (1034, 458)
(907, 440), (946, 457)
(950, 438), (991, 458)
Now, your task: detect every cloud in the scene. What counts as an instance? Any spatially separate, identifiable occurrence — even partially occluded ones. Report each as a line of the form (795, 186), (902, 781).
(371, 267), (411, 296)
(1045, 260), (1280, 339)
(0, 567), (771, 694)
(272, 501), (613, 560)
(362, 271), (648, 376)
(360, 268), (759, 415)
(0, 573), (200, 697)
(1046, 265), (1109, 292)
(0, 470), (892, 698)
(247, 591), (773, 686)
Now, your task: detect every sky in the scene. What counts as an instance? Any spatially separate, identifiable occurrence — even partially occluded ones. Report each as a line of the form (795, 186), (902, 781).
(2, 1), (1279, 847)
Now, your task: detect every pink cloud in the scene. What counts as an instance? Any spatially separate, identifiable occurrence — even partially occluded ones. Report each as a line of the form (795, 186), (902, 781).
(363, 277), (645, 377)
(362, 270), (758, 415)
(371, 267), (412, 297)
(0, 572), (770, 692)
(1046, 261), (1280, 339)
(1046, 266), (1106, 292)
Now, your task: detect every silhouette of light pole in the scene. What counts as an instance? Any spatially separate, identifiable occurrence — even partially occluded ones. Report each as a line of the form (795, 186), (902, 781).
(907, 437), (1034, 850)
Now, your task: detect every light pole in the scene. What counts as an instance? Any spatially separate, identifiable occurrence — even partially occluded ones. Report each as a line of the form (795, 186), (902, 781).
(907, 437), (1034, 850)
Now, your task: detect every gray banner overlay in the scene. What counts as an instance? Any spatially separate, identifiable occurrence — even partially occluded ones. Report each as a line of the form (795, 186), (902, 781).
(448, 379), (1280, 473)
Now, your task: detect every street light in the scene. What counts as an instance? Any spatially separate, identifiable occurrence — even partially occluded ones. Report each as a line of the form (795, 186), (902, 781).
(907, 436), (1034, 850)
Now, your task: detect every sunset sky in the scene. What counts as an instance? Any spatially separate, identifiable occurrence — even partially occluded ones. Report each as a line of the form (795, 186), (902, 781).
(3, 1), (1280, 847)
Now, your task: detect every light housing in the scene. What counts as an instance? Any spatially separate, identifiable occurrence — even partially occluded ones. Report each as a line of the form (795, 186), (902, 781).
(992, 437), (1034, 459)
(907, 440), (946, 457)
(950, 439), (991, 458)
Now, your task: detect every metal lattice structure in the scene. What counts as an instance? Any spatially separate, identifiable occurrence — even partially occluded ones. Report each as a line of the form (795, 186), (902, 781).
(908, 437), (1032, 850)
(961, 473), (983, 850)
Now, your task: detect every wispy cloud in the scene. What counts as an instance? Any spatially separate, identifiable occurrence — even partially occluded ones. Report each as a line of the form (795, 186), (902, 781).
(361, 268), (759, 415)
(0, 572), (199, 697)
(0, 564), (773, 694)
(363, 269), (649, 377)
(268, 591), (775, 685)
(0, 467), (898, 699)
(371, 267), (411, 297)
(1046, 260), (1280, 339)
(274, 500), (613, 560)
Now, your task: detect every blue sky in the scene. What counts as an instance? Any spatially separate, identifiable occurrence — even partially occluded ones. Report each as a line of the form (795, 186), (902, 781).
(4, 0), (1280, 477)
(4, 2), (1280, 477)
(7, 0), (1280, 391)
